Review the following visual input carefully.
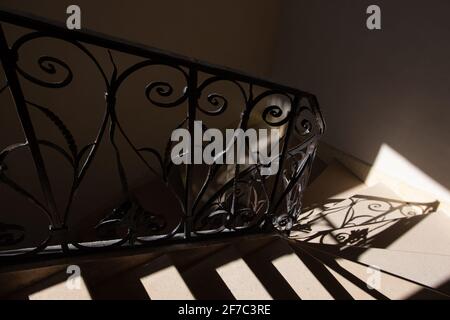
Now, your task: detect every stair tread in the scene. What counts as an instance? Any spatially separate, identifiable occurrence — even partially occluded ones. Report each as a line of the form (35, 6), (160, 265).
(182, 245), (272, 300)
(320, 265), (376, 300)
(0, 265), (66, 298)
(288, 242), (376, 300)
(84, 254), (195, 300)
(293, 241), (449, 300)
(26, 269), (91, 300)
(84, 242), (230, 300)
(137, 255), (195, 300)
(247, 239), (337, 300)
(301, 242), (450, 296)
(235, 238), (301, 300)
(371, 210), (450, 256)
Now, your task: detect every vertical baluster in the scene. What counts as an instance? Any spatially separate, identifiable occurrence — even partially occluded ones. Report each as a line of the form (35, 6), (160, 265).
(185, 67), (197, 239)
(268, 95), (301, 225)
(0, 25), (61, 229)
(231, 84), (252, 219)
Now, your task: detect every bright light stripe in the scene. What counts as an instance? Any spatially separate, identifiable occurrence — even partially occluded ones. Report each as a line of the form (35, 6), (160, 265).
(140, 265), (195, 300)
(29, 275), (91, 300)
(216, 258), (272, 300)
(272, 253), (334, 300)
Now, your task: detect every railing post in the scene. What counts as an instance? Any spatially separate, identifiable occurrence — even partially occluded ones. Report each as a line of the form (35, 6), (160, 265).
(185, 67), (198, 239)
(0, 24), (61, 228)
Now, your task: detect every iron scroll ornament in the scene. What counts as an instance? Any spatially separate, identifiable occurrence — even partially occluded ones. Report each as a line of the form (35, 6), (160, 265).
(0, 9), (325, 262)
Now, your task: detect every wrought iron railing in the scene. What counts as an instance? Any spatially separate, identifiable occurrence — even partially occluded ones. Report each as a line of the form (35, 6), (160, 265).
(0, 9), (325, 263)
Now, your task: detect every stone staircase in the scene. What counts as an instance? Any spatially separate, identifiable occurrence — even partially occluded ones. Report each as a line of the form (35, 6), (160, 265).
(1, 159), (449, 300)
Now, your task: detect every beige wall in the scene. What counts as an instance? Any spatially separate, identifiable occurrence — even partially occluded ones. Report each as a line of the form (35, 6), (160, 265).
(271, 0), (450, 190)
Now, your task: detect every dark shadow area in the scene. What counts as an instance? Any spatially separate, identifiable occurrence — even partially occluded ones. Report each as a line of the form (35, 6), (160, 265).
(272, 0), (450, 190)
(0, 264), (66, 299)
(3, 268), (69, 300)
(409, 280), (450, 300)
(84, 266), (151, 300)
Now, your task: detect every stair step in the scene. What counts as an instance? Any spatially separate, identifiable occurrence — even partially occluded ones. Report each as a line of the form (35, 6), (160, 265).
(367, 210), (450, 256)
(83, 254), (196, 300)
(182, 245), (271, 300)
(0, 237), (259, 300)
(0, 265), (66, 298)
(269, 239), (345, 300)
(300, 242), (450, 297)
(24, 269), (91, 300)
(138, 255), (195, 300)
(319, 265), (376, 300)
(288, 242), (376, 300)
(293, 241), (449, 300)
(82, 242), (230, 300)
(79, 252), (163, 287)
(236, 239), (301, 300)
(234, 236), (371, 300)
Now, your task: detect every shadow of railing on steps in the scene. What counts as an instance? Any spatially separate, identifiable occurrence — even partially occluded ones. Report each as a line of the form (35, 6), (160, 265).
(291, 195), (440, 250)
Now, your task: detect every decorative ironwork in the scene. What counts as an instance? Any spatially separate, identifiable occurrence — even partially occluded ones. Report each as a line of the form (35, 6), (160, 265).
(0, 9), (324, 263)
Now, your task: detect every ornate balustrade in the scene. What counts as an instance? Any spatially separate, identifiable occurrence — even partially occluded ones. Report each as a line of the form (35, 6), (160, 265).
(0, 9), (325, 264)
